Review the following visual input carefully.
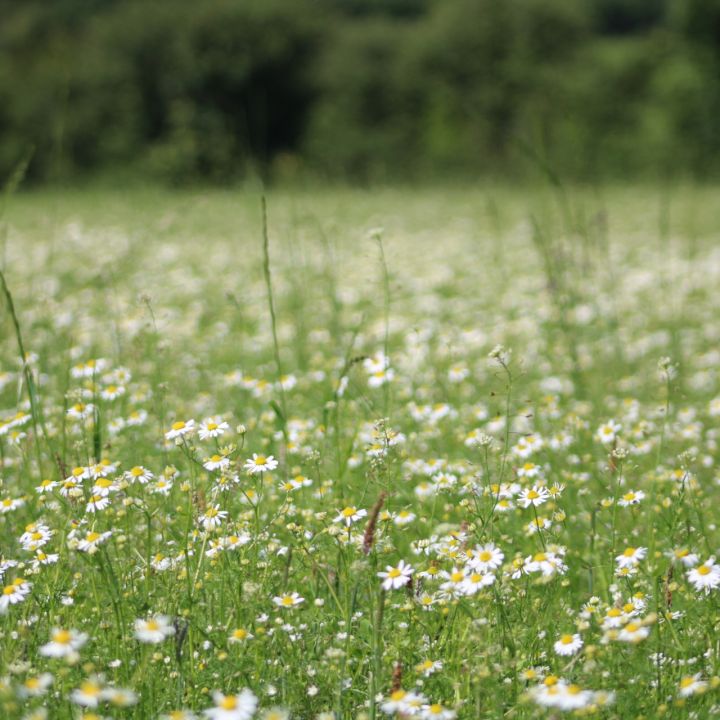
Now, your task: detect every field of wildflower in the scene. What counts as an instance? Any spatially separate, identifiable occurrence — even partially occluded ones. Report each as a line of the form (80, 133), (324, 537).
(1, 185), (720, 720)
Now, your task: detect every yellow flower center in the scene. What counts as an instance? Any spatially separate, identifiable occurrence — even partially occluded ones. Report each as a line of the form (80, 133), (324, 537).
(698, 565), (711, 576)
(171, 421), (186, 431)
(53, 629), (72, 644)
(219, 695), (237, 710)
(80, 682), (101, 697)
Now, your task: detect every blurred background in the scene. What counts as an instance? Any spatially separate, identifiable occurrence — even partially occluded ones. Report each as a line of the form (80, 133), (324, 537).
(1, 0), (719, 186)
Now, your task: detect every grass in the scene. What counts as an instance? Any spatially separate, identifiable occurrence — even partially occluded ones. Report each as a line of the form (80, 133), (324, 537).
(0, 183), (720, 719)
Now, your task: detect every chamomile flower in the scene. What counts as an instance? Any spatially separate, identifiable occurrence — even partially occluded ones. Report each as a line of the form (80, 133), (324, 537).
(19, 522), (53, 551)
(77, 530), (113, 553)
(461, 570), (495, 595)
(199, 417), (230, 440)
(91, 477), (117, 497)
(102, 686), (138, 707)
(261, 708), (290, 720)
(86, 495), (111, 513)
(415, 660), (443, 677)
(134, 615), (176, 643)
(616, 621), (651, 643)
(124, 466), (154, 484)
(553, 633), (583, 656)
(100, 384), (125, 401)
(381, 689), (427, 715)
(670, 548), (699, 567)
(160, 711), (198, 720)
(40, 628), (89, 658)
(244, 454), (278, 474)
(534, 681), (595, 711)
(18, 673), (53, 698)
(518, 485), (550, 508)
(596, 420), (621, 444)
(421, 704), (456, 720)
(201, 505), (228, 531)
(678, 673), (708, 697)
(35, 479), (58, 493)
(393, 509), (416, 526)
(273, 592), (304, 609)
(617, 490), (645, 506)
(378, 560), (414, 590)
(334, 506), (367, 526)
(165, 419), (196, 441)
(204, 690), (258, 720)
(0, 577), (31, 612)
(687, 557), (720, 592)
(71, 678), (104, 707)
(204, 454), (231, 472)
(229, 628), (254, 644)
(615, 546), (647, 569)
(465, 543), (504, 572)
(0, 496), (24, 513)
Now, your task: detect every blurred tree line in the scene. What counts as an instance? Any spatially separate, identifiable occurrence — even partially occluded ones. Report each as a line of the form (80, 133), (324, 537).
(0, 0), (719, 184)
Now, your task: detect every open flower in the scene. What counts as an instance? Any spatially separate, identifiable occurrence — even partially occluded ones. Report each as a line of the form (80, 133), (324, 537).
(378, 560), (414, 590)
(40, 628), (88, 658)
(554, 633), (583, 656)
(165, 419), (195, 441)
(334, 506), (367, 526)
(243, 454), (278, 474)
(204, 690), (258, 720)
(273, 592), (304, 609)
(687, 557), (720, 593)
(134, 615), (176, 643)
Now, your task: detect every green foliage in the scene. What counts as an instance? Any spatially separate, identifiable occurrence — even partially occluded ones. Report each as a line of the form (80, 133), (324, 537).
(0, 0), (719, 183)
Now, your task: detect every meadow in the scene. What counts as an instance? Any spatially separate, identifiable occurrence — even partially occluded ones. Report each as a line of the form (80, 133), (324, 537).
(1, 184), (719, 719)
